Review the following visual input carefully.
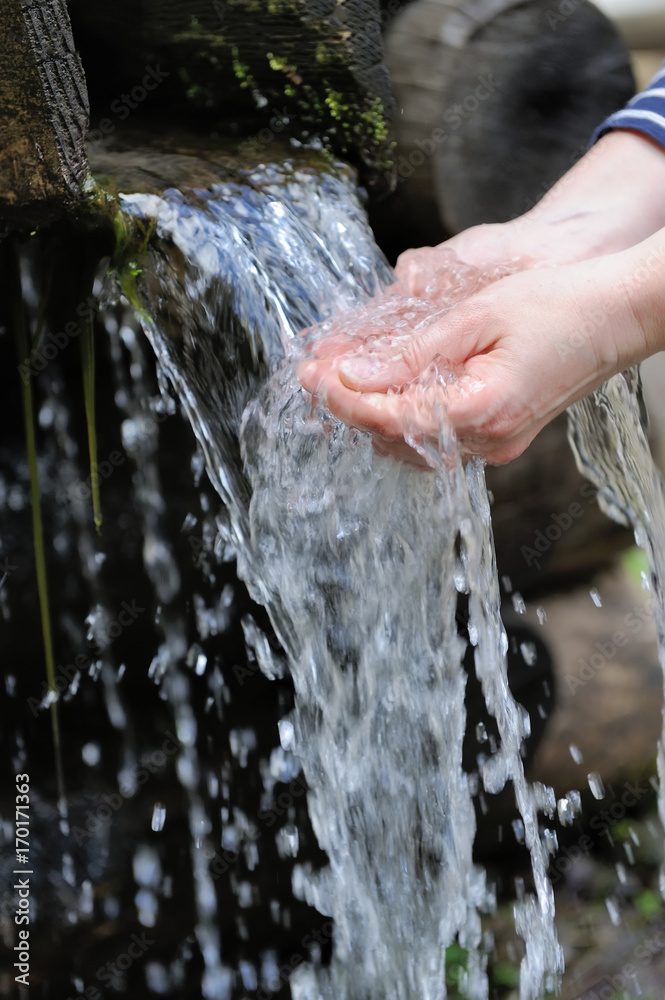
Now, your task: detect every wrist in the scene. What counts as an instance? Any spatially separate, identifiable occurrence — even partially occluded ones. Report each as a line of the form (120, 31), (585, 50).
(513, 130), (665, 264)
(617, 229), (665, 361)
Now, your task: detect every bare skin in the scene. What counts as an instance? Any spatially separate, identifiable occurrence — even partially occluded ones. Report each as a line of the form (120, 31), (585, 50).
(297, 130), (665, 465)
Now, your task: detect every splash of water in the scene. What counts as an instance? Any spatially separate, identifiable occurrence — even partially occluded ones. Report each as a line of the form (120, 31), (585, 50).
(121, 154), (563, 998)
(568, 371), (665, 886)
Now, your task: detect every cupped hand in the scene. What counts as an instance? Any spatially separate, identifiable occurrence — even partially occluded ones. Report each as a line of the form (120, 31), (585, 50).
(298, 252), (644, 466)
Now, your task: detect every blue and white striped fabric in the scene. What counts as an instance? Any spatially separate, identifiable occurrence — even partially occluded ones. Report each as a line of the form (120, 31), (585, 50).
(592, 62), (665, 149)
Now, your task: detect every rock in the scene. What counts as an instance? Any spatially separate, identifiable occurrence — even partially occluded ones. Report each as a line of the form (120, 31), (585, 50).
(527, 566), (661, 795)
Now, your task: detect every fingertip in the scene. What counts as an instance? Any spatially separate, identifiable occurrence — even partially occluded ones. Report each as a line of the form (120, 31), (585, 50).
(337, 356), (393, 391)
(337, 359), (370, 390)
(296, 359), (322, 393)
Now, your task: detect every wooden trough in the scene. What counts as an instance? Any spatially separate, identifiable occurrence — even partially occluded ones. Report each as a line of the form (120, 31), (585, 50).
(0, 0), (636, 597)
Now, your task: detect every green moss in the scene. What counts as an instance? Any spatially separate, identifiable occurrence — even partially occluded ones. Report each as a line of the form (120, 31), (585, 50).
(231, 45), (255, 89)
(267, 53), (286, 72)
(445, 943), (468, 988)
(359, 97), (391, 143)
(622, 545), (650, 585)
(635, 889), (662, 919)
(324, 89), (351, 122)
(492, 961), (520, 988)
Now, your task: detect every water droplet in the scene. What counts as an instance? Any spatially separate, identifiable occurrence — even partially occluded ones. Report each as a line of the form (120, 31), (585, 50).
(587, 772), (605, 800)
(276, 824), (300, 858)
(511, 819), (525, 844)
(151, 802), (166, 832)
(536, 606), (547, 624)
(82, 742), (101, 766)
(145, 962), (170, 994)
(568, 744), (583, 764)
(589, 587), (602, 607)
(605, 896), (621, 926)
(278, 719), (295, 752)
(557, 797), (575, 826)
(62, 852), (76, 886)
(511, 592), (526, 614)
(182, 512), (198, 532)
(230, 728), (258, 767)
(519, 640), (537, 666)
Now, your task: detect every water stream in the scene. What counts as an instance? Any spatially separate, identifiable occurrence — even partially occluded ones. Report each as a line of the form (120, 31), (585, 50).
(568, 372), (665, 893)
(117, 153), (565, 997)
(8, 147), (665, 999)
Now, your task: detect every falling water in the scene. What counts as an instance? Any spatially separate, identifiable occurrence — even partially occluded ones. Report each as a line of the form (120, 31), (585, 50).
(118, 151), (564, 998)
(568, 371), (665, 888)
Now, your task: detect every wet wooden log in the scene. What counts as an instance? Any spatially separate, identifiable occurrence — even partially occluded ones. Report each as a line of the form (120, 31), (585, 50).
(0, 0), (90, 232)
(382, 0), (635, 242)
(487, 414), (630, 597)
(66, 0), (395, 191)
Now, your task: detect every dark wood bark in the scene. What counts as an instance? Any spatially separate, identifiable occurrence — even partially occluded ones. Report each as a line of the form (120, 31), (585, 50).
(383, 0), (635, 236)
(0, 0), (90, 232)
(67, 0), (395, 192)
(487, 414), (630, 598)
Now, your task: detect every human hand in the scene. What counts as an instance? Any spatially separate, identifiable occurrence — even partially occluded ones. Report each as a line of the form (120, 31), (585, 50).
(297, 248), (651, 466)
(392, 130), (665, 293)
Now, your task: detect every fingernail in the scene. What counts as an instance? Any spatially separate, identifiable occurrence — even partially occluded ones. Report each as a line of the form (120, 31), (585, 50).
(296, 359), (319, 391)
(338, 356), (382, 387)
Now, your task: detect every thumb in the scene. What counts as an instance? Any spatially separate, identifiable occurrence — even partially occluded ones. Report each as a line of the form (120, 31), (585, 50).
(337, 324), (453, 392)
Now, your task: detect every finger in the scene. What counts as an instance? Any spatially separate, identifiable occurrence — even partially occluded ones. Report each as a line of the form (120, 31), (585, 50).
(308, 333), (362, 359)
(393, 245), (461, 297)
(320, 376), (413, 441)
(297, 357), (336, 395)
(336, 309), (477, 393)
(371, 436), (434, 468)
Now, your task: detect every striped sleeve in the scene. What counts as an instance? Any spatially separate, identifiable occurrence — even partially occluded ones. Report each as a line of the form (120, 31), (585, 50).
(592, 62), (665, 149)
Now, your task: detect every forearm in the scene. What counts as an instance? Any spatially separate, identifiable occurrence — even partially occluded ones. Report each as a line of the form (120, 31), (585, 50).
(510, 130), (665, 261)
(434, 129), (665, 277)
(618, 225), (665, 361)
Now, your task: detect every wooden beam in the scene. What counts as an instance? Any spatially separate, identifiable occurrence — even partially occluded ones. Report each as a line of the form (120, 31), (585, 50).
(0, 0), (90, 232)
